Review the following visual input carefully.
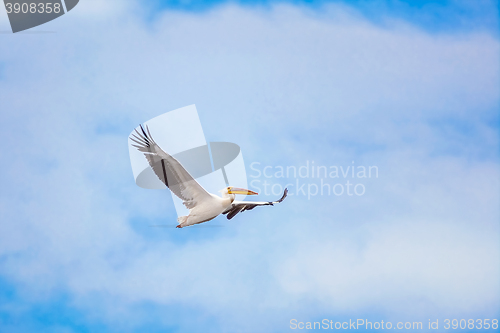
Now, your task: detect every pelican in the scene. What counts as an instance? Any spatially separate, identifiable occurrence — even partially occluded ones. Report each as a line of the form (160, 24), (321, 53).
(130, 125), (288, 228)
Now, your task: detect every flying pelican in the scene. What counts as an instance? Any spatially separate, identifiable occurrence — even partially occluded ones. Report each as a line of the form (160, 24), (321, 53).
(130, 125), (288, 228)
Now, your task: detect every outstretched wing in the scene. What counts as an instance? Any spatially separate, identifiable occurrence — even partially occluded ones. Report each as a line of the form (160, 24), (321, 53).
(222, 188), (288, 220)
(130, 124), (212, 209)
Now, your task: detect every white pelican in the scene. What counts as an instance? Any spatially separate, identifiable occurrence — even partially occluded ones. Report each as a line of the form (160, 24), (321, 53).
(130, 125), (288, 228)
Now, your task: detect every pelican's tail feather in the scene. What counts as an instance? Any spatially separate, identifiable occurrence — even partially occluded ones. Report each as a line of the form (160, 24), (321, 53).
(177, 216), (188, 227)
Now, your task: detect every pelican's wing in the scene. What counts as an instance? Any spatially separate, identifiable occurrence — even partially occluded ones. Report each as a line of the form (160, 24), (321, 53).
(130, 124), (212, 209)
(222, 188), (288, 220)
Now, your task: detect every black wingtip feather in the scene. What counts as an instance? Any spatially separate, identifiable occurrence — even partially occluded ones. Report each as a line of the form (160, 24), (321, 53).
(277, 188), (288, 203)
(140, 124), (149, 140)
(131, 132), (145, 142)
(129, 136), (145, 146)
(134, 126), (151, 145)
(146, 125), (153, 140)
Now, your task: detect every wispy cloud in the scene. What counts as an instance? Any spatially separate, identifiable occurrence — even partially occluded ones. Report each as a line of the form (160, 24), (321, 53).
(0, 1), (498, 332)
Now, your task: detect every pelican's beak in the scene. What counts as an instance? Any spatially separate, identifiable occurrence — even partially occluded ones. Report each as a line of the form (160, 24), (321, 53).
(228, 187), (258, 195)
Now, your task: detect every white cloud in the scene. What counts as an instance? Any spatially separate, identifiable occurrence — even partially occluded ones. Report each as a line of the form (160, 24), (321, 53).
(0, 1), (498, 331)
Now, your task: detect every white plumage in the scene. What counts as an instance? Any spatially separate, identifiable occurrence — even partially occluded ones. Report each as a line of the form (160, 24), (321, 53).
(130, 125), (287, 228)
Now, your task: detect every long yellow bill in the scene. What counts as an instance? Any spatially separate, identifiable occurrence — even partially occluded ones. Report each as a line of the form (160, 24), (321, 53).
(228, 187), (258, 195)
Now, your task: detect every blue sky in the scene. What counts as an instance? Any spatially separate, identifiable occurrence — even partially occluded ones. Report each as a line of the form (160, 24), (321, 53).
(0, 0), (499, 332)
(154, 0), (499, 33)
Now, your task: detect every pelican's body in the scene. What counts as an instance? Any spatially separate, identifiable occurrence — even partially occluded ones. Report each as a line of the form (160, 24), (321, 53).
(130, 125), (287, 228)
(179, 192), (231, 227)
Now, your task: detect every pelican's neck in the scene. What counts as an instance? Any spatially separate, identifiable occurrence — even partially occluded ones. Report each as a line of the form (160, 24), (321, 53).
(221, 192), (235, 204)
